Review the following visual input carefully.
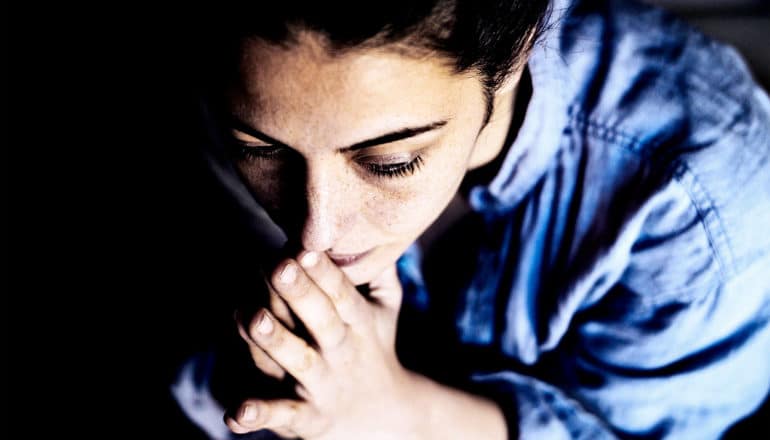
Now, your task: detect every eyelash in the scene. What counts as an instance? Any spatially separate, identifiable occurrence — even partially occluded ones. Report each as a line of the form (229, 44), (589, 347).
(364, 156), (424, 178)
(230, 142), (424, 179)
(233, 144), (283, 159)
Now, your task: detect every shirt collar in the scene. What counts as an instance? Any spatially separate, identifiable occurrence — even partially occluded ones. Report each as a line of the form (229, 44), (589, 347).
(469, 0), (574, 212)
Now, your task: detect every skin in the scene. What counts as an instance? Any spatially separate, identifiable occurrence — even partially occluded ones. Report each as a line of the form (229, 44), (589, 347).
(222, 31), (525, 439)
(226, 32), (520, 286)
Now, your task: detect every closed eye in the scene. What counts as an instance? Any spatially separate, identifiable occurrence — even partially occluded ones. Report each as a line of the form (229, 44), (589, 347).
(226, 125), (428, 179)
(361, 156), (424, 179)
(233, 143), (285, 159)
(226, 134), (286, 159)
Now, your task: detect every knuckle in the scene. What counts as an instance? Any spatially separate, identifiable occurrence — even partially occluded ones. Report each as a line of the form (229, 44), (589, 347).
(325, 324), (349, 351)
(295, 346), (320, 373)
(293, 273), (313, 296)
(316, 312), (340, 334)
(331, 271), (349, 299)
(335, 294), (363, 324)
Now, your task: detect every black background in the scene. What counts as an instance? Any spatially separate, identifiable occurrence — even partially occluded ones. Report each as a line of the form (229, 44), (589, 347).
(10, 10), (236, 437)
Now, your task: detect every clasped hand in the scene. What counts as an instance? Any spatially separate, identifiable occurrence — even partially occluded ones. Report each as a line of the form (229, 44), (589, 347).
(225, 250), (422, 439)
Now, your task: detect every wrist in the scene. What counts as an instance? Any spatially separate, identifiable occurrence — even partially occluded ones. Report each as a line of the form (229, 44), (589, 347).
(402, 370), (507, 440)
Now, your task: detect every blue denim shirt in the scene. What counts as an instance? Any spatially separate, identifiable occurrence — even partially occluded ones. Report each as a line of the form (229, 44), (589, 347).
(394, 0), (770, 438)
(174, 0), (770, 438)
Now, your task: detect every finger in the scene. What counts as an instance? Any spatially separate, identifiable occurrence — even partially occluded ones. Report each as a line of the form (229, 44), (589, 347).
(237, 319), (286, 380)
(270, 259), (349, 351)
(226, 399), (321, 438)
(366, 264), (403, 345)
(225, 418), (295, 439)
(297, 251), (369, 326)
(270, 290), (296, 329)
(248, 309), (327, 388)
(294, 383), (312, 401)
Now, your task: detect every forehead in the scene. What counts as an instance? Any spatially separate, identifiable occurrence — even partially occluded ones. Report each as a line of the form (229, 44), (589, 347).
(228, 34), (482, 147)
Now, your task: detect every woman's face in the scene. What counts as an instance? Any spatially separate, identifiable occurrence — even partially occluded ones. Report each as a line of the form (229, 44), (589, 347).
(225, 34), (496, 285)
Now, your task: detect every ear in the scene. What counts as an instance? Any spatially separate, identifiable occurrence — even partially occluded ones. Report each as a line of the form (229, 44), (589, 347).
(496, 25), (537, 94)
(496, 64), (526, 95)
(467, 66), (526, 170)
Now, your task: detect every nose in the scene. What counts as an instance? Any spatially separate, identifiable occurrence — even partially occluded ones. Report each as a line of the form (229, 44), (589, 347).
(298, 161), (351, 252)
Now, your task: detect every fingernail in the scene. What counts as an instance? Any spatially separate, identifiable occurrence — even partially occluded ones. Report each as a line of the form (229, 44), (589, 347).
(300, 251), (318, 268)
(240, 404), (258, 422)
(257, 311), (274, 335)
(279, 262), (297, 284)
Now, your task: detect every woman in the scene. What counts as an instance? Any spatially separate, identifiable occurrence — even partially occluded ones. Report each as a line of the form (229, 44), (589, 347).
(172, 0), (770, 438)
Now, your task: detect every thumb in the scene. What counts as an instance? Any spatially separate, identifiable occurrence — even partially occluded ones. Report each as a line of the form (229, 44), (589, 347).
(368, 264), (403, 313)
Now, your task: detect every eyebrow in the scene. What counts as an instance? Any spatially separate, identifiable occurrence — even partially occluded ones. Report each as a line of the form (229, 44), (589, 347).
(229, 117), (449, 152)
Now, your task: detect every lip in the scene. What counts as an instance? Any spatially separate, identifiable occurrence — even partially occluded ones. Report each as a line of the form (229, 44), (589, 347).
(327, 249), (373, 267)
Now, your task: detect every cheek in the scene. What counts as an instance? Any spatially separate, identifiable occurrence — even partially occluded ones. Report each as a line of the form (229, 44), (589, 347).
(237, 163), (290, 212)
(363, 160), (466, 237)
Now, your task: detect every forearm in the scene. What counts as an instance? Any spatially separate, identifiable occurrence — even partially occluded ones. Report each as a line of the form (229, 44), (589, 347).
(407, 371), (508, 440)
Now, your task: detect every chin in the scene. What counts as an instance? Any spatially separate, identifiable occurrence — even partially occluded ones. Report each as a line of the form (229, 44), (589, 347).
(335, 245), (404, 286)
(340, 255), (394, 286)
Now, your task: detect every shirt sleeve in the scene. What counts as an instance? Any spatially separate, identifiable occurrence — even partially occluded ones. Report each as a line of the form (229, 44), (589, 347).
(470, 370), (618, 439)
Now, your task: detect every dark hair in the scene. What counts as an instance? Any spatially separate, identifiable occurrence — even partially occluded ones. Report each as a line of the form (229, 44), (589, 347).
(199, 0), (550, 123)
